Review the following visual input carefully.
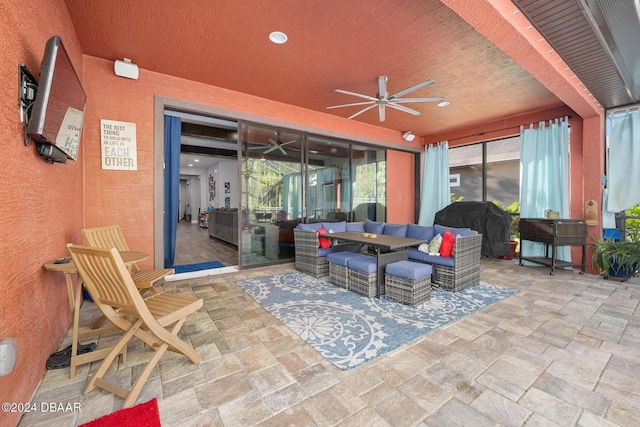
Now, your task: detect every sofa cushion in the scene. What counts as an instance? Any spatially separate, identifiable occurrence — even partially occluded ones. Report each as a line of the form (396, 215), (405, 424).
(318, 247), (332, 257)
(327, 251), (363, 266)
(428, 234), (443, 253)
(406, 224), (435, 242)
(318, 228), (331, 249)
(298, 223), (323, 232)
(347, 255), (378, 273)
(383, 223), (408, 237)
(346, 222), (365, 232)
(386, 260), (432, 280)
(439, 230), (455, 258)
(364, 219), (385, 234)
(408, 248), (456, 267)
(322, 221), (346, 233)
(434, 224), (471, 237)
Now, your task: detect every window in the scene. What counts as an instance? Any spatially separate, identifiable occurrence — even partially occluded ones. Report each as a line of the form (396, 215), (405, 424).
(448, 136), (520, 210)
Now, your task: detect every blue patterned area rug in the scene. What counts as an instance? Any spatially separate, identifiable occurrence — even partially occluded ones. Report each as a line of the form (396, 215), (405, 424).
(236, 272), (519, 370)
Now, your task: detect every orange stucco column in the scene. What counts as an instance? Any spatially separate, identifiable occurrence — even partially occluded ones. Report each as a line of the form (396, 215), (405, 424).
(581, 116), (606, 273)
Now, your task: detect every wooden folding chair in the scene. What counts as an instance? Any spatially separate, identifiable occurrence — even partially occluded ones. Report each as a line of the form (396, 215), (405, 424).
(82, 225), (174, 295)
(67, 244), (203, 408)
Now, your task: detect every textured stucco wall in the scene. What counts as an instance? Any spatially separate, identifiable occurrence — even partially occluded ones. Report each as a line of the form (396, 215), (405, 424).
(0, 1), (85, 425)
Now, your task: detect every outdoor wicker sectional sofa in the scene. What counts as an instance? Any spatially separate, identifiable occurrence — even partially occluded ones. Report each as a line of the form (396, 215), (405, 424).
(293, 219), (483, 292)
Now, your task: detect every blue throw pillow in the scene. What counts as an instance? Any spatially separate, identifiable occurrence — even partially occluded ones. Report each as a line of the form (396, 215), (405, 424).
(383, 223), (408, 237)
(434, 224), (471, 237)
(322, 221), (346, 233)
(364, 219), (385, 234)
(406, 224), (435, 241)
(297, 223), (323, 232)
(346, 222), (365, 232)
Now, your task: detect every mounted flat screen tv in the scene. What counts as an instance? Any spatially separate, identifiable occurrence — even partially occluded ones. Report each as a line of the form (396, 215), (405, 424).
(27, 35), (86, 161)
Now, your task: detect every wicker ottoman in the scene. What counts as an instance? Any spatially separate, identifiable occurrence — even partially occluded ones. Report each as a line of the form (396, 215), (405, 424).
(385, 261), (432, 306)
(347, 256), (378, 298)
(327, 252), (364, 289)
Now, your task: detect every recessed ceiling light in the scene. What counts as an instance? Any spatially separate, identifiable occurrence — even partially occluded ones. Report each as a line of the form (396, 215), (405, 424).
(188, 164), (193, 167)
(437, 101), (450, 107)
(194, 159), (199, 162)
(269, 31), (288, 44)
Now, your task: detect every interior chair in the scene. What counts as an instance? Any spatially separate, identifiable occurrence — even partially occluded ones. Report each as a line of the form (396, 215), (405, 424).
(82, 225), (174, 296)
(66, 244), (203, 408)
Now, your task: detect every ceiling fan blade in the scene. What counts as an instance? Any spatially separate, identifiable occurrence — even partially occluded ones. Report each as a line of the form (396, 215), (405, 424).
(379, 104), (386, 122)
(348, 104), (377, 120)
(394, 97), (444, 103)
(278, 146), (287, 155)
(378, 76), (388, 99)
(327, 101), (374, 109)
(387, 103), (421, 116)
(278, 139), (296, 147)
(268, 138), (277, 145)
(388, 79), (435, 100)
(335, 89), (379, 101)
(263, 145), (279, 154)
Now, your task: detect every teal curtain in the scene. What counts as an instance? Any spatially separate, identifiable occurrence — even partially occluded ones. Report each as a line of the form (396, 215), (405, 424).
(418, 141), (450, 226)
(606, 109), (640, 212)
(163, 115), (181, 268)
(520, 117), (570, 261)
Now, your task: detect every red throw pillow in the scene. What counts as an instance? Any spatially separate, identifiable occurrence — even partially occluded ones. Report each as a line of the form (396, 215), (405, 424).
(318, 228), (331, 249)
(439, 230), (455, 258)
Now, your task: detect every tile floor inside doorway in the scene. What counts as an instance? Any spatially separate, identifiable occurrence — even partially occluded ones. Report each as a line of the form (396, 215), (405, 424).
(19, 259), (640, 427)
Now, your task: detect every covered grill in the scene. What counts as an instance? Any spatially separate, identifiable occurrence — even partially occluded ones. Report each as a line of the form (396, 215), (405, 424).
(434, 201), (513, 258)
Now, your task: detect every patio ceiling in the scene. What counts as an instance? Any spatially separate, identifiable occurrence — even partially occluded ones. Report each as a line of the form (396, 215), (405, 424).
(63, 0), (638, 137)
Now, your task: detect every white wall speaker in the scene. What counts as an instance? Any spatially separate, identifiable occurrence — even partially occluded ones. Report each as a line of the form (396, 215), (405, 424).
(114, 58), (139, 80)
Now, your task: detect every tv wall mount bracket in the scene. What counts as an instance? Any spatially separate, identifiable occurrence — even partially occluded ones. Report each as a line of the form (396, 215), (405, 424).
(18, 64), (38, 147)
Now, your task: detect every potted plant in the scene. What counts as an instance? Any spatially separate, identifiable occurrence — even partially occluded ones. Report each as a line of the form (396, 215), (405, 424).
(590, 234), (640, 280)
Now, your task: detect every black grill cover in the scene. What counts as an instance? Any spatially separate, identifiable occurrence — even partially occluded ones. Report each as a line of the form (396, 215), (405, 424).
(434, 201), (513, 258)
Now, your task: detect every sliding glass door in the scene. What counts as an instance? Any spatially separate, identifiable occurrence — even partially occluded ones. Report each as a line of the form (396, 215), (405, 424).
(238, 122), (390, 268)
(305, 136), (352, 222)
(240, 123), (302, 267)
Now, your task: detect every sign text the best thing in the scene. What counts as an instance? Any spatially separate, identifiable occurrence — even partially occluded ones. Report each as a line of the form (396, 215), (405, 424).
(100, 119), (137, 170)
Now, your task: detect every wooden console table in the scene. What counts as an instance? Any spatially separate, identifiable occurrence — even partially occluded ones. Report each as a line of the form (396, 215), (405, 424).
(518, 218), (587, 275)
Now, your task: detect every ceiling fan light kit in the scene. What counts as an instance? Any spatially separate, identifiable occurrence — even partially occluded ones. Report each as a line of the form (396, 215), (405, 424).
(327, 76), (444, 122)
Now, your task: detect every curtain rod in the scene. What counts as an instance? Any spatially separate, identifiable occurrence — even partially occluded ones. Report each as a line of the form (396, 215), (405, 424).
(607, 105), (639, 116)
(444, 115), (572, 143)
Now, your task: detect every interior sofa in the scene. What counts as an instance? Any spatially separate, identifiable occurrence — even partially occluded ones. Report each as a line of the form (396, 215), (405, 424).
(294, 219), (483, 291)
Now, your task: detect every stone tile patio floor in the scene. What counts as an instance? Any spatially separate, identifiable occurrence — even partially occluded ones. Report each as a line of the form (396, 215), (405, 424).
(18, 258), (640, 426)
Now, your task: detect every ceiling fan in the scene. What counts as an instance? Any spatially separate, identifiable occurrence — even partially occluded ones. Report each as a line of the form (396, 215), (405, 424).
(248, 131), (296, 155)
(327, 76), (444, 122)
